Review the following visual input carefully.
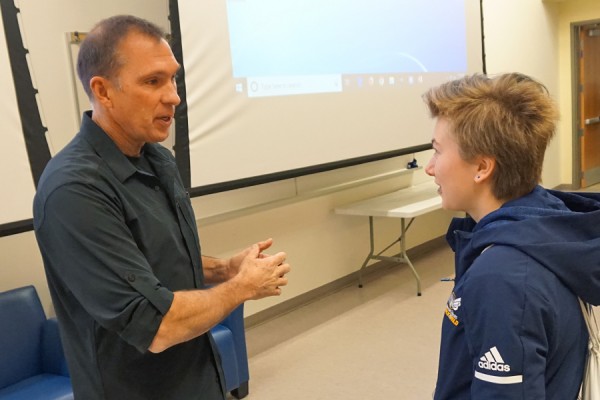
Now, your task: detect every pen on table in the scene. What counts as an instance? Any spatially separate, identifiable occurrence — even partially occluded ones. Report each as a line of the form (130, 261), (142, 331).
(440, 277), (455, 282)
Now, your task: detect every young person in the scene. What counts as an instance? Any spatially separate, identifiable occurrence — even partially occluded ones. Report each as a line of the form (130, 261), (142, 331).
(423, 73), (600, 399)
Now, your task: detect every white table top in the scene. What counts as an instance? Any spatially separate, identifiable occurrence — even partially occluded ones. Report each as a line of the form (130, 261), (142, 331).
(334, 181), (442, 219)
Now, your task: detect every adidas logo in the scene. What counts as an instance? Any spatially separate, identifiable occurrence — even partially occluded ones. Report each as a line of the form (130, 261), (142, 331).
(478, 346), (511, 372)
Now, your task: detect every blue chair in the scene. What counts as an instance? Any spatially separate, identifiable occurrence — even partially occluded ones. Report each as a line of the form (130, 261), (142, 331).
(0, 285), (72, 400)
(0, 285), (249, 399)
(211, 304), (250, 399)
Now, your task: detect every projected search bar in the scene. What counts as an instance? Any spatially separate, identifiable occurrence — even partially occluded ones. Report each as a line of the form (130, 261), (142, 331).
(246, 74), (342, 98)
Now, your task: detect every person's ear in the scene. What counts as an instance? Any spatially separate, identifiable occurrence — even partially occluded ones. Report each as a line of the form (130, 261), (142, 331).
(89, 76), (113, 108)
(474, 156), (495, 183)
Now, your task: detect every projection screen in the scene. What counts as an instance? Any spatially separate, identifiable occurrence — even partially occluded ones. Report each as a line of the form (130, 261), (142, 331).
(173, 0), (483, 195)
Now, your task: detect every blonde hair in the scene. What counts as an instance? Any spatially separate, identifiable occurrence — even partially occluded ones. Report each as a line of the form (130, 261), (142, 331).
(423, 73), (559, 200)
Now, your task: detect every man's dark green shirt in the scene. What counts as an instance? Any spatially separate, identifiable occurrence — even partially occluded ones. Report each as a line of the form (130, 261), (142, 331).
(33, 112), (225, 399)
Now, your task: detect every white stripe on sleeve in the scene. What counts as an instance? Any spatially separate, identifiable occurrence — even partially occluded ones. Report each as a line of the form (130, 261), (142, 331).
(474, 371), (523, 384)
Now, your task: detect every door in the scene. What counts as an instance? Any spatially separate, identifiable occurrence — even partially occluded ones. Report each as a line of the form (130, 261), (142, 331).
(578, 23), (600, 188)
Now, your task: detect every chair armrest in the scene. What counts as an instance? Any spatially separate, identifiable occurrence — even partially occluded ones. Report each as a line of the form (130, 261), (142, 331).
(41, 318), (70, 377)
(217, 304), (249, 382)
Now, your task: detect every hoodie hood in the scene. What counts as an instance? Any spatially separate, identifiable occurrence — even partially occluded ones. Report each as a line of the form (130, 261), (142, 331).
(448, 186), (600, 305)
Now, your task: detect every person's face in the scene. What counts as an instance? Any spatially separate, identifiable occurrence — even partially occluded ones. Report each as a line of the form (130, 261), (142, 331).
(104, 31), (181, 150)
(425, 118), (480, 213)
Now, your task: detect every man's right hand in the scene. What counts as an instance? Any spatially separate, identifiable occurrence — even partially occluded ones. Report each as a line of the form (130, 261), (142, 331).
(150, 243), (290, 353)
(235, 244), (290, 300)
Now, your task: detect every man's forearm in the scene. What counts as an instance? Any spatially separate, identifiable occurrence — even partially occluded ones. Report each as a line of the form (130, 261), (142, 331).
(201, 255), (230, 284)
(148, 280), (245, 353)
(149, 245), (289, 353)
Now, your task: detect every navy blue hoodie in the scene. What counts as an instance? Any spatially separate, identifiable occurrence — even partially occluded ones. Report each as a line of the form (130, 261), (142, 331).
(434, 186), (600, 399)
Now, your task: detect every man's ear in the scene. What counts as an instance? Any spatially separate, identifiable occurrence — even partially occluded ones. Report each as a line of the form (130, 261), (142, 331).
(89, 76), (113, 108)
(474, 156), (496, 183)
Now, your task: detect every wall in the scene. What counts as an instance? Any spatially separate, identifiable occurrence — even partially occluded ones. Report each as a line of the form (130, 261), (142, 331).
(0, 1), (584, 319)
(195, 159), (453, 317)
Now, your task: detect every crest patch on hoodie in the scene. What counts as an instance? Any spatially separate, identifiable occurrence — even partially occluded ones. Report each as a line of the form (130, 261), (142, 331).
(445, 291), (461, 326)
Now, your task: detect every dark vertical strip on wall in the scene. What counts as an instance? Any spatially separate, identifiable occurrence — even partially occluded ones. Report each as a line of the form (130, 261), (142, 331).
(480, 0), (487, 75)
(168, 0), (191, 188)
(0, 0), (51, 187)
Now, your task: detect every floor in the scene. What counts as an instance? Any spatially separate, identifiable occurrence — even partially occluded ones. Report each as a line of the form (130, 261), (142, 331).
(580, 182), (600, 192)
(238, 243), (454, 400)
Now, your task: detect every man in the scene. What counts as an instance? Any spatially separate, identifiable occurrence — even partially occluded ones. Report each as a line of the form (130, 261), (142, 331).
(423, 73), (600, 399)
(33, 15), (290, 400)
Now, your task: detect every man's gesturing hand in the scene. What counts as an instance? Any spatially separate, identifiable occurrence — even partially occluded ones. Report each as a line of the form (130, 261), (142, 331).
(235, 244), (290, 300)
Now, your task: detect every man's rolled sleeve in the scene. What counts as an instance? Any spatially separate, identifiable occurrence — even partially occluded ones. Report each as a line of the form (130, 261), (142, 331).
(35, 181), (173, 352)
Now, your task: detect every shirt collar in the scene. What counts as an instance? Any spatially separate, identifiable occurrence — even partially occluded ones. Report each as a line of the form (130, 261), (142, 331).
(79, 111), (178, 190)
(79, 111), (141, 182)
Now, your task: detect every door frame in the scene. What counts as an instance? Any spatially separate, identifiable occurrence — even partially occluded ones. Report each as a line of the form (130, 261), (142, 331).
(571, 19), (600, 190)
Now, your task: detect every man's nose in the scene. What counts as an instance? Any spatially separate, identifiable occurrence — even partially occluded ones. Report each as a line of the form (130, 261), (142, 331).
(165, 81), (181, 106)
